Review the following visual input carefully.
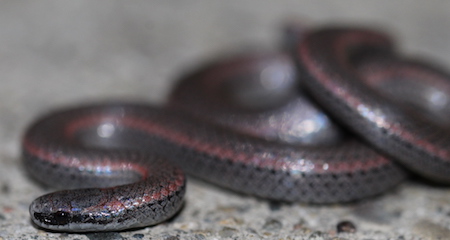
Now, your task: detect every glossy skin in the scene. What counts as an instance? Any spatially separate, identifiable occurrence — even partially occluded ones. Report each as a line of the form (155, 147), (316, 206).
(168, 52), (343, 145)
(24, 107), (186, 231)
(23, 50), (408, 232)
(297, 28), (450, 182)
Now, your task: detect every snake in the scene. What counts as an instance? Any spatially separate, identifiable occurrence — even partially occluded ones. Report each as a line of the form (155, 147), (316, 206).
(22, 27), (450, 232)
(297, 28), (450, 182)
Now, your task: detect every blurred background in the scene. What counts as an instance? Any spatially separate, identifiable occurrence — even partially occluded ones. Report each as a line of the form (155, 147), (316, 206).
(1, 1), (450, 239)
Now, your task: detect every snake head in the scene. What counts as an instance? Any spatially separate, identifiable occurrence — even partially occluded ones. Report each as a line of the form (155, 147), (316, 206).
(29, 190), (76, 231)
(29, 188), (119, 232)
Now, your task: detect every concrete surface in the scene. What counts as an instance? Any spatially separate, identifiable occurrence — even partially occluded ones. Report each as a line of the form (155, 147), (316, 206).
(1, 1), (450, 239)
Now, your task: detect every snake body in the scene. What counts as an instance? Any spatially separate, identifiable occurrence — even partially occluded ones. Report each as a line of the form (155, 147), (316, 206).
(23, 27), (450, 232)
(297, 28), (450, 182)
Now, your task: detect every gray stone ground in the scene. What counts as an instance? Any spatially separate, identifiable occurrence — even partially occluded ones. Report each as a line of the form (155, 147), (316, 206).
(1, 1), (450, 239)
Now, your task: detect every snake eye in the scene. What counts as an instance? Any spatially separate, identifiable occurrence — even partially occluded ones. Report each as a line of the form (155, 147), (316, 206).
(52, 211), (71, 225)
(33, 210), (72, 226)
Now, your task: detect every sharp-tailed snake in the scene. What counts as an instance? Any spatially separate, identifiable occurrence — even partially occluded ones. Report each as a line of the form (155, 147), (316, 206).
(22, 26), (450, 232)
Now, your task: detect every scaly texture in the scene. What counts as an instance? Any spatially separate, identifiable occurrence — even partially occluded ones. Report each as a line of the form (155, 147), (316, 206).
(296, 28), (450, 182)
(23, 103), (406, 232)
(27, 27), (450, 232)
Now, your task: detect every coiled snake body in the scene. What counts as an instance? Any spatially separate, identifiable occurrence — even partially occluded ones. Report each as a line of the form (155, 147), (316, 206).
(23, 27), (450, 232)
